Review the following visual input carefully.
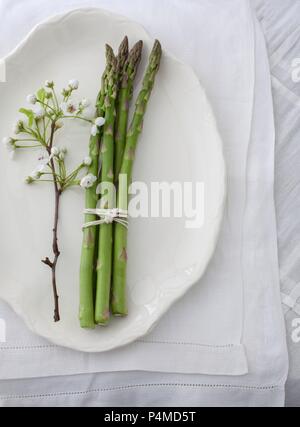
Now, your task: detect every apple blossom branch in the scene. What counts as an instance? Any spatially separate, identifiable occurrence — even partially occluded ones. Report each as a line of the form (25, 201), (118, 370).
(2, 79), (105, 321)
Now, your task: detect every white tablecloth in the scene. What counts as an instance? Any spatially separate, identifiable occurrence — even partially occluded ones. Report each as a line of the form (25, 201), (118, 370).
(254, 0), (300, 407)
(0, 0), (288, 406)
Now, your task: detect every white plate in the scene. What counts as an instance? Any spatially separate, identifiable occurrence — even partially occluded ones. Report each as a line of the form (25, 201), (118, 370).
(0, 8), (225, 352)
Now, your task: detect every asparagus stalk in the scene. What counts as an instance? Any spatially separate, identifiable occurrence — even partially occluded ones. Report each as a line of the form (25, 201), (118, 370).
(94, 45), (118, 325)
(79, 55), (109, 329)
(114, 40), (143, 180)
(112, 40), (162, 316)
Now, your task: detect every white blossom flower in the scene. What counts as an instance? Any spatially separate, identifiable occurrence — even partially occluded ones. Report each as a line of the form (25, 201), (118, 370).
(61, 147), (67, 154)
(35, 163), (47, 173)
(80, 173), (97, 189)
(37, 151), (51, 165)
(45, 80), (54, 88)
(59, 152), (65, 160)
(30, 170), (41, 180)
(33, 105), (45, 119)
(68, 79), (79, 90)
(2, 136), (11, 144)
(81, 106), (96, 120)
(81, 98), (90, 108)
(83, 156), (92, 166)
(2, 136), (14, 148)
(2, 136), (16, 152)
(34, 159), (49, 174)
(32, 150), (53, 174)
(60, 100), (79, 115)
(26, 94), (37, 104)
(51, 147), (60, 156)
(13, 119), (24, 135)
(90, 124), (99, 136)
(95, 117), (106, 127)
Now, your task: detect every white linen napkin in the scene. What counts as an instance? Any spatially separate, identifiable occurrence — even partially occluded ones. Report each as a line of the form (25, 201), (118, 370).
(0, 0), (288, 406)
(254, 0), (300, 406)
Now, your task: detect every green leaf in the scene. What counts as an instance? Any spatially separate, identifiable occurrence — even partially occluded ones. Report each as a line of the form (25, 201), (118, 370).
(19, 108), (34, 127)
(37, 88), (46, 103)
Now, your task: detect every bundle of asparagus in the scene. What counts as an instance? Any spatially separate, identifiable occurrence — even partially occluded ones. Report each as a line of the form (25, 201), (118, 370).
(79, 37), (162, 328)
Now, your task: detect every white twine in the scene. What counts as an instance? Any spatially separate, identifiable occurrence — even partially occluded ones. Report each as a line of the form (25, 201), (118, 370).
(82, 208), (128, 229)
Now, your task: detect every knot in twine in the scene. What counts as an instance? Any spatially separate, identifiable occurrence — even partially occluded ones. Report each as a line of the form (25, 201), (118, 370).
(82, 208), (128, 229)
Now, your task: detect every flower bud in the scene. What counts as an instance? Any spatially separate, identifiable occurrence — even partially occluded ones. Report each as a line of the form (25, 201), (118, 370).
(45, 91), (53, 99)
(55, 120), (64, 130)
(45, 80), (54, 88)
(26, 94), (37, 104)
(33, 106), (45, 119)
(95, 117), (106, 127)
(90, 124), (99, 136)
(62, 88), (71, 98)
(13, 120), (24, 135)
(25, 176), (34, 184)
(51, 147), (60, 156)
(81, 98), (90, 108)
(83, 156), (92, 166)
(31, 171), (41, 180)
(68, 79), (79, 90)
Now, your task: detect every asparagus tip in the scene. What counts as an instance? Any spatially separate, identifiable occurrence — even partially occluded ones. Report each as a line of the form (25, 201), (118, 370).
(128, 39), (144, 66)
(118, 35), (129, 57)
(105, 44), (116, 65)
(116, 36), (129, 76)
(153, 39), (162, 56)
(149, 39), (162, 69)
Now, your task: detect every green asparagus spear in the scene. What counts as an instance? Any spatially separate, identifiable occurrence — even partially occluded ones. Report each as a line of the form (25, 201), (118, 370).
(114, 40), (143, 180)
(112, 40), (162, 316)
(79, 53), (109, 329)
(94, 45), (118, 325)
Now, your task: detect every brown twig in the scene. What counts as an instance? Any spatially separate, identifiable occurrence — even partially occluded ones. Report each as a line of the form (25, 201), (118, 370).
(41, 122), (61, 322)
